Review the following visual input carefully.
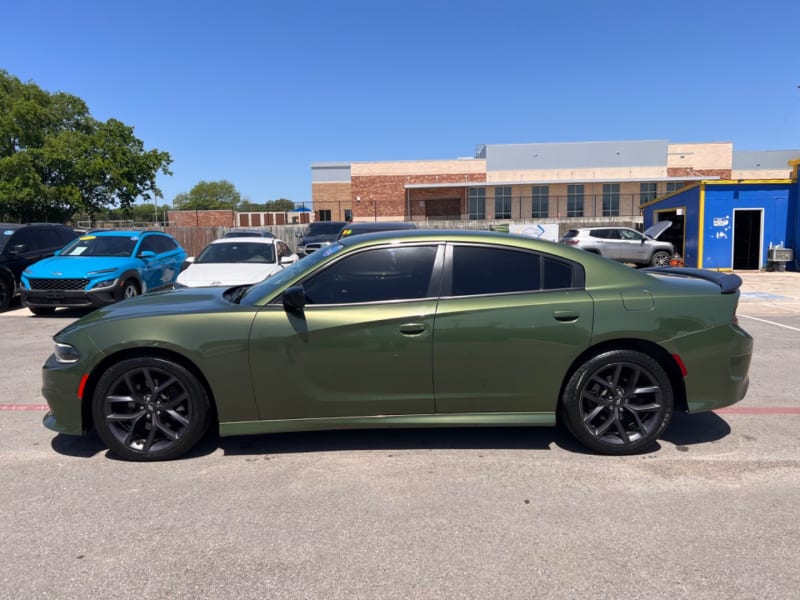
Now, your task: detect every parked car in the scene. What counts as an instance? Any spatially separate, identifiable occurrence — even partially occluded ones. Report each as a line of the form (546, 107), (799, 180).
(0, 223), (78, 312)
(21, 230), (186, 315)
(559, 221), (673, 267)
(41, 229), (752, 461)
(337, 221), (418, 240)
(176, 236), (298, 287)
(296, 221), (347, 256)
(223, 228), (275, 238)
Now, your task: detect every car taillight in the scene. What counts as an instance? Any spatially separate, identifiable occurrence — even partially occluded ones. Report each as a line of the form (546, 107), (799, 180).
(565, 240), (579, 246)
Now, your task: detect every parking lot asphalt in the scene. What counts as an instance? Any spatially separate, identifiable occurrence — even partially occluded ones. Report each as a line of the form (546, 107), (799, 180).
(1, 271), (799, 599)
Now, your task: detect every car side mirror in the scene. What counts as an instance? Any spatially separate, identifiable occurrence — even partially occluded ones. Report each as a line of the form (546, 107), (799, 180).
(11, 244), (28, 254)
(138, 250), (156, 259)
(283, 285), (306, 312)
(280, 256), (294, 265)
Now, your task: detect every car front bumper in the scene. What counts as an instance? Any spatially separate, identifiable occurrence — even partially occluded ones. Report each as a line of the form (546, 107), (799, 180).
(41, 353), (88, 436)
(22, 287), (119, 309)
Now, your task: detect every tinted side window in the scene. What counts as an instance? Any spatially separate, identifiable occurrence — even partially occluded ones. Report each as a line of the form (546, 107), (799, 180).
(619, 229), (643, 241)
(302, 246), (437, 304)
(451, 246), (542, 296)
(543, 257), (576, 290)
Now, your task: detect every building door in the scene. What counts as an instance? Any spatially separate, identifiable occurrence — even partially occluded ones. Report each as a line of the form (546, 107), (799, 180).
(655, 209), (685, 258)
(732, 209), (763, 270)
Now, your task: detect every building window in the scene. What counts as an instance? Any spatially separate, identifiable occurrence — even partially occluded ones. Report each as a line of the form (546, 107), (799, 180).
(640, 182), (657, 203)
(531, 186), (549, 218)
(666, 181), (685, 193)
(602, 183), (620, 216)
(318, 209), (332, 221)
(344, 209), (352, 222)
(567, 184), (584, 217)
(495, 186), (512, 219)
(468, 188), (486, 220)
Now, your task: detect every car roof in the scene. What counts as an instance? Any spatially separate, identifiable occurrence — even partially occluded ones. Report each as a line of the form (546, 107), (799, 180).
(209, 236), (277, 245)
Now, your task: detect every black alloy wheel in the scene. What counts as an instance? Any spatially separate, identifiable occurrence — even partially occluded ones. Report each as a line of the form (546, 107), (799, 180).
(0, 277), (11, 312)
(92, 357), (210, 461)
(561, 350), (673, 454)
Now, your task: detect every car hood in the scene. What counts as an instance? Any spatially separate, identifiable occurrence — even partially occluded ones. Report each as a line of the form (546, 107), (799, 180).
(26, 255), (137, 276)
(176, 262), (282, 287)
(644, 221), (672, 240)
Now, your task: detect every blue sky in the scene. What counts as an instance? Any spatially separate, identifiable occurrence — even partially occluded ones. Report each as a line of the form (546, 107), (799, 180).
(4, 0), (799, 207)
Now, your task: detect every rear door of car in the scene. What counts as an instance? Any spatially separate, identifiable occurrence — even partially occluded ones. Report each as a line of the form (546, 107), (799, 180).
(433, 243), (594, 414)
(249, 243), (442, 420)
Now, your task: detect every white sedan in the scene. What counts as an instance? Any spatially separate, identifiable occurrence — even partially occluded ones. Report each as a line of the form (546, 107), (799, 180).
(176, 237), (298, 288)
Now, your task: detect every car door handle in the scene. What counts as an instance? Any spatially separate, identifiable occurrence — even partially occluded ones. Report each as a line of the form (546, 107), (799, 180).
(399, 323), (426, 335)
(553, 310), (580, 322)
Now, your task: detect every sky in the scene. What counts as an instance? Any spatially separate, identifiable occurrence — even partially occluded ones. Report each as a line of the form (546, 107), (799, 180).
(3, 0), (799, 207)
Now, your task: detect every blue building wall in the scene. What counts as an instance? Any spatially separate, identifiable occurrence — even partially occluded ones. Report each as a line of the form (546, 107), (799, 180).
(644, 182), (792, 270)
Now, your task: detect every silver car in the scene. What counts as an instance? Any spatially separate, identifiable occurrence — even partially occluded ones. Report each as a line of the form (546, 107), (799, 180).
(560, 221), (673, 267)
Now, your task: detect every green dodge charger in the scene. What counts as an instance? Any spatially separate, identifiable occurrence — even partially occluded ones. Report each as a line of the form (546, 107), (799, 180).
(42, 230), (752, 460)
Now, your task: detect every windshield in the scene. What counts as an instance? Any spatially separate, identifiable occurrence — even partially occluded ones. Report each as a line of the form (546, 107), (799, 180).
(196, 242), (276, 264)
(0, 229), (18, 254)
(306, 222), (345, 236)
(61, 235), (137, 257)
(240, 242), (345, 305)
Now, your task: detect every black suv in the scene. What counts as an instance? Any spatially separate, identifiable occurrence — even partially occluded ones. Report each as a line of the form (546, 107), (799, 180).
(0, 223), (78, 311)
(296, 221), (347, 256)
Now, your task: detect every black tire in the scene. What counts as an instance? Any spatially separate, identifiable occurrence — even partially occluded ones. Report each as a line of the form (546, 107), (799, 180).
(650, 250), (671, 267)
(0, 277), (11, 312)
(92, 357), (210, 461)
(29, 306), (56, 316)
(560, 350), (673, 455)
(120, 279), (139, 301)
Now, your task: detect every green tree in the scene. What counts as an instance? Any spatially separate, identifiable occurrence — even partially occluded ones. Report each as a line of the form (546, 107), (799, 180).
(264, 198), (296, 212)
(0, 70), (172, 222)
(172, 180), (241, 210)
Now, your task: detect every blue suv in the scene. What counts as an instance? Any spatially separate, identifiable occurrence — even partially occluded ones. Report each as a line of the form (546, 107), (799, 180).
(21, 230), (186, 315)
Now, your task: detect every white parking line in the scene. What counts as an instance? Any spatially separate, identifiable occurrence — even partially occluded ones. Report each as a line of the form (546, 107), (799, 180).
(738, 314), (800, 333)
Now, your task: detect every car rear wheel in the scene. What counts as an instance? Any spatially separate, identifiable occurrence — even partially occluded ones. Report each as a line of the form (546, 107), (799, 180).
(29, 306), (56, 316)
(650, 250), (671, 267)
(121, 279), (139, 300)
(92, 357), (210, 461)
(560, 350), (673, 454)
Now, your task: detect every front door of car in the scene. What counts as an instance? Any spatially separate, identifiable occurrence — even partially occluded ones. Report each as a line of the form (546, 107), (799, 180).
(249, 244), (441, 420)
(433, 244), (594, 414)
(617, 228), (649, 262)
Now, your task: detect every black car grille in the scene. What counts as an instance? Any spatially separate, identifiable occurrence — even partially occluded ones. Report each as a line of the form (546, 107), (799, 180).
(29, 278), (89, 291)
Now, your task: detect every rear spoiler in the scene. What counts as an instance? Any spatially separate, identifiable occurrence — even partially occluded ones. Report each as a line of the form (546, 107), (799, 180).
(640, 267), (742, 294)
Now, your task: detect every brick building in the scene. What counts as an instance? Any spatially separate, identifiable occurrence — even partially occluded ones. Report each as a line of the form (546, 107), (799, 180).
(311, 140), (800, 224)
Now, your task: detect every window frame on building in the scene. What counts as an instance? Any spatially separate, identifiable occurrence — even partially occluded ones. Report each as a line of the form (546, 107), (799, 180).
(494, 186), (512, 219)
(602, 183), (620, 217)
(468, 187), (486, 220)
(567, 184), (584, 217)
(531, 185), (549, 218)
(640, 182), (658, 204)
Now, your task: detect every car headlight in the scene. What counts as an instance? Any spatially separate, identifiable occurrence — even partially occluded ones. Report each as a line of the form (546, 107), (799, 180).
(91, 278), (118, 289)
(54, 342), (81, 364)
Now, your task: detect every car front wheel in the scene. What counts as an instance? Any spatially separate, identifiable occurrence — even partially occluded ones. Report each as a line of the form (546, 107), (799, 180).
(650, 250), (672, 266)
(92, 357), (210, 461)
(120, 279), (139, 300)
(0, 277), (11, 312)
(560, 350), (674, 454)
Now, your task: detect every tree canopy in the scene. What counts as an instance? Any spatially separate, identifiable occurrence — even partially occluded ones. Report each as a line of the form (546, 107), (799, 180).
(0, 70), (172, 222)
(172, 180), (242, 210)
